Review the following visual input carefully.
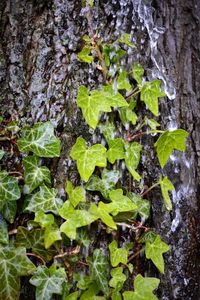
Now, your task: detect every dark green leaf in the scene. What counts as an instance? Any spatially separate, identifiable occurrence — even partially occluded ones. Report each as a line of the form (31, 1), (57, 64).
(0, 171), (21, 210)
(18, 122), (61, 157)
(155, 129), (189, 168)
(127, 192), (150, 220)
(1, 200), (17, 223)
(98, 121), (116, 144)
(23, 155), (51, 194)
(0, 216), (8, 245)
(30, 265), (66, 300)
(0, 246), (36, 300)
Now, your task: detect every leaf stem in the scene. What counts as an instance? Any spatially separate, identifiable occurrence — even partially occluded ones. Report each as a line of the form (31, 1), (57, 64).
(26, 252), (46, 265)
(128, 247), (145, 263)
(140, 182), (160, 197)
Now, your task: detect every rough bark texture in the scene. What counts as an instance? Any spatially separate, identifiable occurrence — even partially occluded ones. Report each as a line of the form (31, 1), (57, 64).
(0, 0), (200, 299)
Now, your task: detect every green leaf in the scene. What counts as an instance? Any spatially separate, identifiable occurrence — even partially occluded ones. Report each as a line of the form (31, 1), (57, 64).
(26, 185), (63, 214)
(118, 100), (138, 127)
(145, 235), (170, 273)
(86, 169), (120, 199)
(23, 155), (51, 194)
(109, 267), (126, 291)
(117, 71), (131, 91)
(44, 224), (62, 249)
(66, 180), (86, 207)
(1, 200), (17, 223)
(108, 189), (137, 216)
(109, 241), (128, 267)
(89, 202), (117, 229)
(16, 226), (56, 262)
(18, 122), (61, 157)
(123, 274), (160, 300)
(107, 138), (125, 164)
(0, 171), (21, 210)
(158, 176), (175, 210)
(70, 137), (107, 182)
(30, 265), (66, 300)
(0, 246), (36, 300)
(65, 291), (79, 300)
(77, 86), (128, 129)
(78, 46), (93, 63)
(0, 216), (8, 245)
(98, 121), (116, 143)
(140, 80), (165, 116)
(87, 249), (109, 295)
(0, 150), (5, 160)
(60, 207), (97, 239)
(80, 282), (100, 300)
(118, 33), (135, 48)
(124, 142), (141, 181)
(146, 118), (160, 130)
(132, 63), (144, 85)
(127, 192), (150, 220)
(155, 129), (189, 168)
(34, 211), (55, 228)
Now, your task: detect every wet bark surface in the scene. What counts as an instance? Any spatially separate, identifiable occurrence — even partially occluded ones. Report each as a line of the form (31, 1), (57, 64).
(0, 0), (200, 299)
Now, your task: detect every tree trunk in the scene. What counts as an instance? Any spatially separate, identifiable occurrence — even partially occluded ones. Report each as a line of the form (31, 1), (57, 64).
(0, 0), (200, 299)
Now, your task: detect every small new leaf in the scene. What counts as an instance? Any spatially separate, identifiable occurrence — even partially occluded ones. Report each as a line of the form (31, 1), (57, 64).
(70, 137), (107, 182)
(18, 122), (61, 157)
(118, 99), (137, 127)
(140, 80), (165, 116)
(158, 176), (175, 211)
(108, 189), (137, 216)
(78, 46), (93, 63)
(109, 267), (126, 291)
(118, 33), (135, 48)
(30, 265), (66, 300)
(23, 155), (51, 194)
(155, 129), (189, 168)
(107, 138), (125, 164)
(145, 235), (170, 273)
(132, 63), (144, 85)
(123, 274), (160, 300)
(0, 246), (36, 300)
(66, 180), (86, 208)
(0, 171), (21, 210)
(109, 241), (128, 267)
(128, 192), (150, 220)
(89, 202), (117, 229)
(117, 71), (131, 91)
(124, 142), (142, 181)
(86, 169), (120, 199)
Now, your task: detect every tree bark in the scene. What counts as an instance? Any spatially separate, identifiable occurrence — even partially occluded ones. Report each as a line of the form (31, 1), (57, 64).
(0, 0), (200, 299)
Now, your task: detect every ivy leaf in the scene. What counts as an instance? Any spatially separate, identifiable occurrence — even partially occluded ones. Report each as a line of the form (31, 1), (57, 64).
(16, 226), (56, 262)
(155, 129), (189, 168)
(0, 149), (5, 160)
(60, 207), (97, 240)
(70, 137), (107, 182)
(109, 241), (128, 267)
(66, 180), (86, 208)
(89, 202), (117, 229)
(98, 121), (116, 143)
(44, 224), (62, 249)
(25, 185), (63, 214)
(34, 211), (55, 228)
(117, 71), (131, 91)
(118, 100), (138, 127)
(66, 291), (79, 300)
(0, 246), (36, 300)
(109, 267), (126, 291)
(0, 171), (21, 210)
(140, 80), (165, 116)
(127, 192), (150, 220)
(158, 176), (175, 211)
(30, 265), (66, 300)
(86, 169), (120, 199)
(78, 46), (93, 63)
(123, 274), (160, 300)
(1, 200), (17, 223)
(124, 142), (141, 181)
(132, 63), (144, 85)
(23, 156), (51, 194)
(77, 86), (128, 129)
(18, 122), (61, 157)
(0, 216), (8, 245)
(87, 249), (109, 295)
(107, 138), (125, 164)
(108, 189), (137, 216)
(145, 235), (170, 273)
(118, 33), (135, 48)
(145, 118), (160, 130)
(80, 282), (100, 300)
